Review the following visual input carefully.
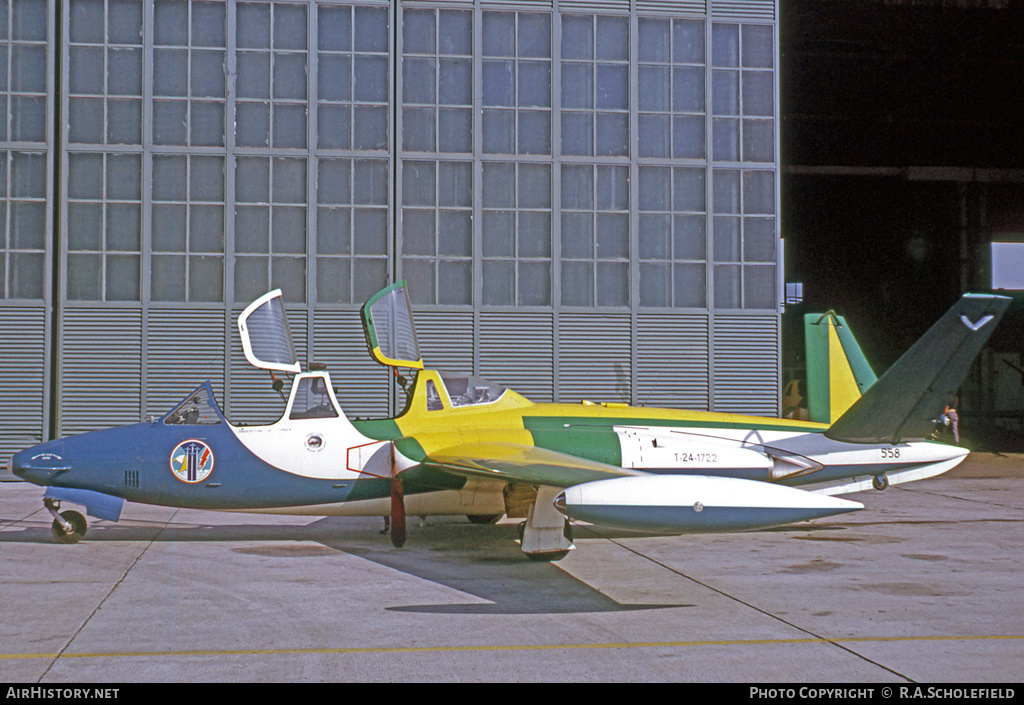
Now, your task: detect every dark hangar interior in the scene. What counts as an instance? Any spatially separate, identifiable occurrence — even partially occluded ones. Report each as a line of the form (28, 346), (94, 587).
(780, 0), (1024, 449)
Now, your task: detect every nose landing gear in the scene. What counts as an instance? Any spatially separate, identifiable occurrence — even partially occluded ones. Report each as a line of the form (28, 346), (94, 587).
(44, 498), (87, 544)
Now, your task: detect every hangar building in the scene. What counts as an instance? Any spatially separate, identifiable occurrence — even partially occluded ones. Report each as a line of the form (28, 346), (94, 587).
(0, 0), (784, 472)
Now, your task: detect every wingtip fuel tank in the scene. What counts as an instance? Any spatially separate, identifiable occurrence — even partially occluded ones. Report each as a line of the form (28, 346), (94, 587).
(554, 475), (863, 534)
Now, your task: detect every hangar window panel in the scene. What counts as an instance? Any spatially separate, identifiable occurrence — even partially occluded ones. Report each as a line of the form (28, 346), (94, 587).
(743, 216), (776, 263)
(317, 5), (388, 151)
(400, 8), (471, 156)
(638, 262), (669, 307)
(743, 263), (775, 310)
(235, 1), (306, 149)
(1, 150), (47, 299)
(560, 164), (628, 308)
(561, 14), (628, 158)
(234, 157), (307, 304)
(711, 169), (776, 310)
(482, 11), (550, 156)
(712, 24), (739, 68)
(638, 166), (707, 309)
(714, 263), (741, 309)
(712, 24), (774, 164)
(637, 17), (704, 161)
(316, 158), (389, 304)
(401, 159), (472, 305)
(713, 215), (741, 262)
(673, 17), (704, 63)
(712, 117), (739, 162)
(742, 118), (773, 163)
(742, 24), (773, 69)
(8, 250), (43, 299)
(66, 0), (143, 147)
(7, 0), (50, 157)
(674, 262), (706, 308)
(65, 152), (141, 301)
(151, 155), (225, 302)
(481, 161), (551, 307)
(151, 0), (226, 147)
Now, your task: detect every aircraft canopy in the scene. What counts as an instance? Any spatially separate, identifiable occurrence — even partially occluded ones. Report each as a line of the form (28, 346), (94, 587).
(437, 372), (507, 408)
(238, 289), (301, 374)
(361, 281), (423, 369)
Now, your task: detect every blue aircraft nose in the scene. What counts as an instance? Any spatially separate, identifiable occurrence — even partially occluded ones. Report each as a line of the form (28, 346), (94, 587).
(10, 444), (71, 486)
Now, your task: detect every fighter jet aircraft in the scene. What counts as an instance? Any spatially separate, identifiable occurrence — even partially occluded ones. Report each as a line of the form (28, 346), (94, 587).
(11, 284), (1009, 560)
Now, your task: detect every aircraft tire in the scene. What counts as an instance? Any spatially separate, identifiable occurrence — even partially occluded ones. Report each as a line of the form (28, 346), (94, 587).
(467, 514), (502, 525)
(52, 510), (87, 544)
(872, 474), (889, 491)
(526, 550), (570, 562)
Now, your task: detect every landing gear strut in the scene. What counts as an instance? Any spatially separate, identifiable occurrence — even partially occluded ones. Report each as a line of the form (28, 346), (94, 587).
(518, 486), (575, 561)
(44, 498), (87, 544)
(389, 477), (406, 548)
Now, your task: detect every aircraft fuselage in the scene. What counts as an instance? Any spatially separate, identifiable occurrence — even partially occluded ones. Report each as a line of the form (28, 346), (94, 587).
(10, 375), (967, 520)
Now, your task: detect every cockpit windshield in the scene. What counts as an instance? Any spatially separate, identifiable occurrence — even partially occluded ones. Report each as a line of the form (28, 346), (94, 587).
(164, 385), (223, 425)
(438, 372), (507, 408)
(289, 375), (340, 420)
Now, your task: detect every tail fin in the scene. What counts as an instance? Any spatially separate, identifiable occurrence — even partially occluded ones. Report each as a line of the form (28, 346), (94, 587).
(804, 312), (878, 423)
(825, 294), (1011, 444)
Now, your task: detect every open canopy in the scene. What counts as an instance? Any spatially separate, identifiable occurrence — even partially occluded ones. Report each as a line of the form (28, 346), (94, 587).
(237, 289), (301, 374)
(360, 281), (423, 369)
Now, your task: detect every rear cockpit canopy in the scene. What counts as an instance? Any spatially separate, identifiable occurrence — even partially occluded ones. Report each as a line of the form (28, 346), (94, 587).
(360, 282), (424, 370)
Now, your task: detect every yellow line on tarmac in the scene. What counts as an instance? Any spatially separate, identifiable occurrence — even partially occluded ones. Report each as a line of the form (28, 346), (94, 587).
(2, 634), (1022, 662)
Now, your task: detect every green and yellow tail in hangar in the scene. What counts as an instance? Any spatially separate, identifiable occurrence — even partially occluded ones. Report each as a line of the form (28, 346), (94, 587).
(804, 311), (878, 424)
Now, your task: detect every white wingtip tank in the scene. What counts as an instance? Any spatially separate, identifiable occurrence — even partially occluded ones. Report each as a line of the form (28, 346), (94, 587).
(555, 475), (863, 534)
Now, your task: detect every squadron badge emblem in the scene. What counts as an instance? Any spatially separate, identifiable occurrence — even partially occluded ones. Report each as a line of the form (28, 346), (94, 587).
(170, 440), (215, 483)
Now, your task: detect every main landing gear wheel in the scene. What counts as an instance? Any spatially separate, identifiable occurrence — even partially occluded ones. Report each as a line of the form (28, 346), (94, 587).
(526, 549), (570, 562)
(519, 518), (573, 562)
(51, 510), (87, 544)
(872, 474), (889, 491)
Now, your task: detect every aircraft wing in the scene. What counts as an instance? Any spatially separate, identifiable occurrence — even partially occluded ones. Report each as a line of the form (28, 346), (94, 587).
(421, 442), (641, 487)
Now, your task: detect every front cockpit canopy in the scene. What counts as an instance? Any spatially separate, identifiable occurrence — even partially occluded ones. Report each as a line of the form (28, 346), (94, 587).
(163, 383), (225, 425)
(238, 289), (301, 374)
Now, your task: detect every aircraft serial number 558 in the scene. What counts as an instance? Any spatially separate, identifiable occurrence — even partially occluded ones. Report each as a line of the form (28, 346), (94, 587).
(880, 448), (901, 459)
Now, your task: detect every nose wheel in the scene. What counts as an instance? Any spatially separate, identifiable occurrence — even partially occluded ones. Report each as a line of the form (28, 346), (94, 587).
(44, 498), (87, 544)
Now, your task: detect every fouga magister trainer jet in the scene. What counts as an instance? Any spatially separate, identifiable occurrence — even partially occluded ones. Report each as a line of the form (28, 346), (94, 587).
(11, 284), (1009, 560)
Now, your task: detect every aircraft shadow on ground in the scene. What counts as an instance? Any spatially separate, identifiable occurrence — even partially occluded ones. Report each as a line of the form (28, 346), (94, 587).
(310, 517), (689, 615)
(1, 514), (688, 616)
